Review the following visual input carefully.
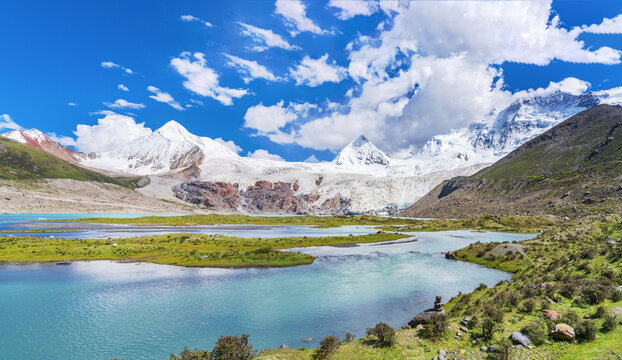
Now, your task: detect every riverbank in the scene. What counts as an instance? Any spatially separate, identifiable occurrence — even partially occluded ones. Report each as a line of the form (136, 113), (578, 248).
(56, 213), (554, 232)
(0, 232), (409, 268)
(250, 215), (622, 359)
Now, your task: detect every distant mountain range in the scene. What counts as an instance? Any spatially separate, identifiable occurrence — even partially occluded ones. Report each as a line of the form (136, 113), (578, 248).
(3, 87), (621, 214)
(402, 104), (622, 218)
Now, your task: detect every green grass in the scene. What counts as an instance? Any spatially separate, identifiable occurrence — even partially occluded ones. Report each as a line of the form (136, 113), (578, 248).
(0, 232), (408, 268)
(0, 137), (141, 188)
(254, 215), (622, 360)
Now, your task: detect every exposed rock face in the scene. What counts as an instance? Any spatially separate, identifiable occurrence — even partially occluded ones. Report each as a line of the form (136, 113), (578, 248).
(510, 331), (532, 347)
(445, 251), (456, 259)
(173, 180), (352, 215)
(542, 309), (562, 320)
(551, 323), (575, 341)
(173, 181), (240, 211)
(0, 144), (5, 153)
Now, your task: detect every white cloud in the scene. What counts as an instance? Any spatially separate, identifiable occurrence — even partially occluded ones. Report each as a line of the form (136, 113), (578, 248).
(248, 0), (621, 155)
(214, 138), (242, 153)
(48, 133), (77, 147)
(275, 0), (328, 36)
(289, 53), (348, 87)
(0, 114), (22, 132)
(247, 149), (284, 161)
(180, 14), (213, 28)
(68, 102), (78, 107)
(328, 0), (379, 20)
(170, 52), (247, 106)
(147, 86), (184, 111)
(223, 54), (280, 83)
(238, 22), (300, 51)
(73, 112), (152, 153)
(244, 100), (298, 134)
(581, 14), (622, 34)
(118, 84), (129, 91)
(100, 61), (134, 74)
(104, 99), (146, 110)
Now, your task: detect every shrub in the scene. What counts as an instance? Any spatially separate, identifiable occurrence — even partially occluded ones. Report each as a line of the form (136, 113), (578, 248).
(488, 338), (512, 360)
(564, 311), (580, 328)
(421, 314), (447, 342)
(594, 305), (607, 318)
(211, 334), (255, 360)
(520, 321), (548, 346)
(476, 283), (488, 291)
(366, 322), (396, 347)
(611, 289), (622, 302)
(481, 317), (496, 342)
(343, 333), (355, 343)
(169, 347), (210, 360)
(602, 312), (618, 332)
(484, 306), (505, 323)
(520, 298), (537, 313)
(313, 336), (341, 360)
(559, 283), (575, 298)
(575, 320), (597, 342)
(582, 285), (609, 305)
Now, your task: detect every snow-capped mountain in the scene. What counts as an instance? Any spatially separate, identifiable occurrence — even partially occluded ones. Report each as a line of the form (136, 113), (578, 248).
(1, 129), (86, 163)
(81, 120), (239, 176)
(333, 135), (391, 167)
(413, 88), (622, 170)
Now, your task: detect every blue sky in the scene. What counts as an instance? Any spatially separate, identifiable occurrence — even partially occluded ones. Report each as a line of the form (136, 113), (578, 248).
(1, 0), (622, 161)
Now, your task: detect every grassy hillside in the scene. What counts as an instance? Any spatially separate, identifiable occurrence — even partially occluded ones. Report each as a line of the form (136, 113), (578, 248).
(0, 136), (141, 188)
(402, 105), (622, 218)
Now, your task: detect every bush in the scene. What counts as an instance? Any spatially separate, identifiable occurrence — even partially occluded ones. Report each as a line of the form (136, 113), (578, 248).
(211, 335), (255, 360)
(594, 305), (607, 318)
(575, 320), (597, 342)
(520, 298), (537, 313)
(366, 322), (396, 347)
(421, 314), (447, 342)
(313, 336), (341, 360)
(602, 312), (618, 332)
(169, 347), (210, 360)
(488, 338), (512, 360)
(343, 333), (355, 343)
(484, 306), (505, 323)
(481, 317), (496, 342)
(564, 311), (580, 328)
(611, 289), (622, 302)
(520, 321), (548, 346)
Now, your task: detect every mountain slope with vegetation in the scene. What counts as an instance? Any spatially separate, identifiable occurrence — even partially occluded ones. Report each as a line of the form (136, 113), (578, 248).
(401, 105), (622, 218)
(0, 136), (143, 189)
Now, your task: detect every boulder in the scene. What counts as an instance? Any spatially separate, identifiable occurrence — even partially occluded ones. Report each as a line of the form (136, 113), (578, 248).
(408, 296), (446, 327)
(542, 309), (562, 320)
(510, 331), (532, 347)
(551, 323), (575, 341)
(445, 251), (456, 259)
(279, 344), (288, 349)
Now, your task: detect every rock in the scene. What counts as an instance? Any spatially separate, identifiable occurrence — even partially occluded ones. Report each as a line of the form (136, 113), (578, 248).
(584, 314), (590, 319)
(415, 324), (424, 331)
(303, 337), (312, 342)
(292, 182), (300, 192)
(445, 251), (456, 259)
(481, 346), (487, 352)
(460, 326), (469, 333)
(542, 309), (562, 320)
(408, 296), (446, 327)
(608, 239), (616, 245)
(0, 144), (6, 153)
(173, 181), (240, 211)
(438, 349), (446, 356)
(510, 331), (532, 347)
(551, 323), (575, 341)
(279, 344), (288, 349)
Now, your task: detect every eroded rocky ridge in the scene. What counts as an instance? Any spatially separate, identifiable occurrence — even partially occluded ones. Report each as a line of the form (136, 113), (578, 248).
(173, 180), (352, 215)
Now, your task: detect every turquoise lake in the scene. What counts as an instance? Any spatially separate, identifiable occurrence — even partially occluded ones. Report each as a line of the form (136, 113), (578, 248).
(0, 215), (537, 359)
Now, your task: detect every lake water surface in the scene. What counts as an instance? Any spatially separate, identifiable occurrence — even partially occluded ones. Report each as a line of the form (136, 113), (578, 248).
(0, 214), (536, 360)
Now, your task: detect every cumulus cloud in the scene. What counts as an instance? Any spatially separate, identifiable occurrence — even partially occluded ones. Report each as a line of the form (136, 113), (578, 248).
(248, 0), (621, 155)
(104, 99), (146, 110)
(171, 52), (247, 106)
(48, 133), (77, 147)
(238, 22), (300, 52)
(247, 149), (284, 161)
(275, 0), (328, 36)
(68, 102), (78, 107)
(147, 86), (184, 110)
(289, 54), (348, 87)
(581, 14), (622, 34)
(223, 54), (281, 83)
(180, 14), (212, 28)
(0, 114), (22, 132)
(73, 112), (152, 153)
(214, 138), (242, 153)
(244, 100), (298, 134)
(328, 0), (379, 20)
(118, 84), (129, 91)
(100, 61), (134, 74)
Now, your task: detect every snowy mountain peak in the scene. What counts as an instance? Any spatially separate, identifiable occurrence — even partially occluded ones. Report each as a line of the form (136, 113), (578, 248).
(333, 134), (391, 167)
(2, 129), (86, 163)
(155, 120), (195, 142)
(3, 129), (49, 144)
